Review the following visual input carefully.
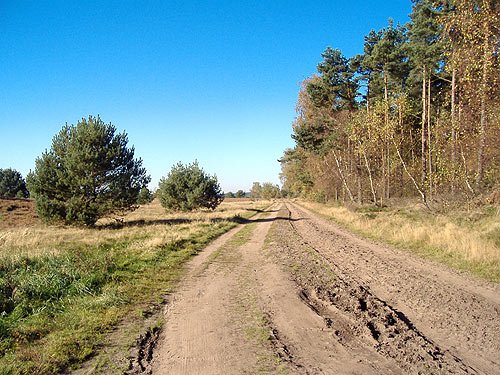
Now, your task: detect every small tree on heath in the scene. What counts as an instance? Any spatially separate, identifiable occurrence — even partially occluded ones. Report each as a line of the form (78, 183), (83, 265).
(0, 168), (29, 198)
(137, 187), (153, 205)
(157, 161), (224, 211)
(250, 182), (262, 198)
(27, 116), (150, 225)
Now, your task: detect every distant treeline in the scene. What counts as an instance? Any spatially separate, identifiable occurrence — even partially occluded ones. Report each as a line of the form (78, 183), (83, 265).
(280, 0), (499, 205)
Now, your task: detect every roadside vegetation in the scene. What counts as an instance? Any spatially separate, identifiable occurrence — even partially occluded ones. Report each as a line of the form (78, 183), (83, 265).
(298, 199), (500, 282)
(278, 1), (499, 284)
(0, 198), (271, 374)
(280, 1), (499, 207)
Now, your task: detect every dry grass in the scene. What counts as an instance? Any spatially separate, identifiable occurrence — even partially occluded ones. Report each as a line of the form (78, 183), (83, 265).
(0, 199), (268, 260)
(0, 198), (273, 374)
(298, 200), (500, 282)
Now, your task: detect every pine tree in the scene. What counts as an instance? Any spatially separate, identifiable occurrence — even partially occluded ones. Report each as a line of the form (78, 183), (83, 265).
(157, 161), (224, 211)
(27, 116), (150, 225)
(0, 168), (29, 198)
(407, 0), (445, 201)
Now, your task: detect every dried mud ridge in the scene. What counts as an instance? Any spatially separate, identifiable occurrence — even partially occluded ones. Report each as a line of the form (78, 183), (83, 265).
(126, 326), (161, 375)
(296, 272), (472, 374)
(269, 202), (496, 374)
(125, 295), (171, 375)
(268, 321), (303, 370)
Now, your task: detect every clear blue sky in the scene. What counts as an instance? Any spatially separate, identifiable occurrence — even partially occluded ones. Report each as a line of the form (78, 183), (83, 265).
(0, 0), (412, 192)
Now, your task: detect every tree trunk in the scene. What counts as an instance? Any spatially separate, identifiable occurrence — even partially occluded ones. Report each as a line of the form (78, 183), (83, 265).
(427, 76), (432, 200)
(451, 66), (457, 193)
(461, 145), (475, 195)
(386, 139), (391, 200)
(393, 136), (427, 206)
(360, 143), (377, 205)
(357, 151), (362, 204)
(476, 15), (491, 189)
(410, 128), (415, 166)
(384, 71), (390, 200)
(332, 150), (355, 203)
(380, 146), (385, 206)
(421, 66), (428, 195)
(366, 74), (371, 113)
(399, 102), (405, 196)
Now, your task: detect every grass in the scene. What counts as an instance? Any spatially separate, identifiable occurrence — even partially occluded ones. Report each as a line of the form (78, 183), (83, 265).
(0, 199), (272, 374)
(297, 200), (500, 283)
(200, 222), (257, 275)
(235, 266), (287, 375)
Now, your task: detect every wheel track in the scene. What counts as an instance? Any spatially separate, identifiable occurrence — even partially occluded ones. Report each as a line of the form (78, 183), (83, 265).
(284, 200), (500, 372)
(277, 202), (480, 374)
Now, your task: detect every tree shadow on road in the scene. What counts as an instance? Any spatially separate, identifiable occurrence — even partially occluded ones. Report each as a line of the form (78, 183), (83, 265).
(98, 209), (299, 230)
(244, 208), (280, 213)
(230, 215), (302, 225)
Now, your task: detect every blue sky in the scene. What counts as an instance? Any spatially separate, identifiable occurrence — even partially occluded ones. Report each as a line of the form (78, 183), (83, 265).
(0, 0), (412, 192)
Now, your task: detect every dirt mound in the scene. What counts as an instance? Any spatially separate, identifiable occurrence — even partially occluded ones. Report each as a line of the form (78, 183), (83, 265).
(0, 198), (39, 229)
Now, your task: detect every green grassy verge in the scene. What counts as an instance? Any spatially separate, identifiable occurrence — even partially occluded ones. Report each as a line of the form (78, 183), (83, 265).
(0, 203), (269, 374)
(0, 223), (232, 374)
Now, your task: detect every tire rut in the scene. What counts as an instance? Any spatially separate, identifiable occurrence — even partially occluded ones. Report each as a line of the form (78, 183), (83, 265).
(269, 202), (483, 374)
(287, 201), (500, 373)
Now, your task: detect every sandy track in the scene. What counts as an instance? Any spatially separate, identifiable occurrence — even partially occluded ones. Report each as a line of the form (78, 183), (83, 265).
(150, 202), (500, 374)
(278, 202), (500, 374)
(151, 204), (285, 374)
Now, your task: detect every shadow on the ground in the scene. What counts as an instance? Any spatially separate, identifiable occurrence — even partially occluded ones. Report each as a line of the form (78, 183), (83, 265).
(244, 208), (280, 213)
(98, 218), (193, 230)
(98, 210), (301, 229)
(229, 215), (302, 224)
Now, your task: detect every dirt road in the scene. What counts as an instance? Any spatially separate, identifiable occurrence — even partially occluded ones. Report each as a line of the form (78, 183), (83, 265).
(149, 202), (500, 374)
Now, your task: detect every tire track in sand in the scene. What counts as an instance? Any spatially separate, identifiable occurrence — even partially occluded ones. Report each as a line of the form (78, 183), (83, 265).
(151, 203), (406, 374)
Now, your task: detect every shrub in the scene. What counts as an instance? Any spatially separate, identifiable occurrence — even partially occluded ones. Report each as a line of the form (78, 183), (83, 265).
(137, 187), (153, 205)
(157, 161), (224, 211)
(0, 168), (29, 198)
(27, 116), (150, 225)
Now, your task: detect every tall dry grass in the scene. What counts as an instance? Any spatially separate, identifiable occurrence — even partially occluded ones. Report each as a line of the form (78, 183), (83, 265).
(0, 199), (269, 260)
(0, 198), (273, 374)
(299, 200), (500, 282)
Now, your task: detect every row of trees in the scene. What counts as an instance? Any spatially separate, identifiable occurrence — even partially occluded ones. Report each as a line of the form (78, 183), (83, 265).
(280, 0), (499, 205)
(225, 182), (283, 199)
(225, 190), (247, 198)
(4, 116), (225, 226)
(250, 182), (282, 199)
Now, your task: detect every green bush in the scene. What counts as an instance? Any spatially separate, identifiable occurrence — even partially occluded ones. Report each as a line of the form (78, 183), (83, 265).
(137, 187), (153, 205)
(27, 116), (150, 225)
(0, 169), (29, 198)
(157, 161), (224, 211)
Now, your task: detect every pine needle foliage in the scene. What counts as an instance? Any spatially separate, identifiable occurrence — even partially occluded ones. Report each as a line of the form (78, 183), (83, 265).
(27, 116), (150, 225)
(0, 169), (29, 198)
(157, 161), (224, 211)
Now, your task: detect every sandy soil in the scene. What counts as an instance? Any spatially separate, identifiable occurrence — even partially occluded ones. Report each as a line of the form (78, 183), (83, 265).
(150, 201), (500, 374)
(0, 198), (38, 229)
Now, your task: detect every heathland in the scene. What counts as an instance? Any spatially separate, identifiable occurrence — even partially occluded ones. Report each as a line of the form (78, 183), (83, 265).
(0, 198), (271, 374)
